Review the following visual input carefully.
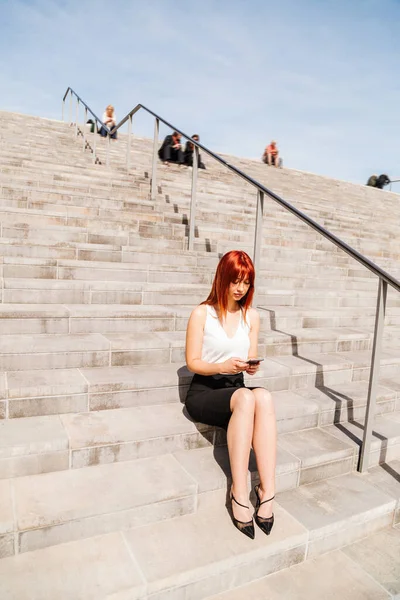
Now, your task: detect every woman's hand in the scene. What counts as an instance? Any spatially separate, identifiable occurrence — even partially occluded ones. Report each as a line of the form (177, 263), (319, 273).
(220, 357), (248, 374)
(245, 361), (261, 375)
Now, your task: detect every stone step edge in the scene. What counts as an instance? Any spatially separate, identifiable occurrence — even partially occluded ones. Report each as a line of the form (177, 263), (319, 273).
(0, 472), (396, 600)
(0, 402), (362, 479)
(1, 354), (400, 403)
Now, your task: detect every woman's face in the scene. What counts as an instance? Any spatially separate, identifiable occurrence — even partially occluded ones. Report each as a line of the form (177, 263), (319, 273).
(229, 276), (250, 303)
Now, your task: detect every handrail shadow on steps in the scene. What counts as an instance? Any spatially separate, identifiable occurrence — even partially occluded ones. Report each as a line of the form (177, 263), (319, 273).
(258, 306), (397, 474)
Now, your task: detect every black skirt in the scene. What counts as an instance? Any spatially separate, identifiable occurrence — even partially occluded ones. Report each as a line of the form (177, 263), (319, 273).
(185, 373), (254, 429)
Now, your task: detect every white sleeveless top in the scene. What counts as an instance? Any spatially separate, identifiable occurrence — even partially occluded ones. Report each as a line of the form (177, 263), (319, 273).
(201, 305), (251, 364)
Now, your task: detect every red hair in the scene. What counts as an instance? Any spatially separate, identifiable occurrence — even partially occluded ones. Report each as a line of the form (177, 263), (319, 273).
(203, 250), (255, 321)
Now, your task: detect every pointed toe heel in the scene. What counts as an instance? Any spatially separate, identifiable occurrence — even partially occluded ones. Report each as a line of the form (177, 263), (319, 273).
(230, 492), (255, 540)
(254, 484), (275, 536)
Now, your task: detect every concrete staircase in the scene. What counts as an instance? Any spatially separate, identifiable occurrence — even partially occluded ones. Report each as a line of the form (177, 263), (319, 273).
(0, 111), (399, 599)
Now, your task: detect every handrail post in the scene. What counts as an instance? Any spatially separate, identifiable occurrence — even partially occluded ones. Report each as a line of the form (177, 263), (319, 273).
(92, 119), (97, 164)
(75, 98), (79, 137)
(69, 92), (72, 125)
(126, 114), (132, 172)
(151, 118), (159, 200)
(83, 107), (87, 150)
(188, 146), (199, 251)
(253, 190), (264, 304)
(359, 278), (387, 472)
(62, 98), (65, 122)
(106, 132), (110, 168)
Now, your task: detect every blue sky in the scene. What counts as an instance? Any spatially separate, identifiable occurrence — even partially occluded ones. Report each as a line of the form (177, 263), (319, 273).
(1, 0), (400, 184)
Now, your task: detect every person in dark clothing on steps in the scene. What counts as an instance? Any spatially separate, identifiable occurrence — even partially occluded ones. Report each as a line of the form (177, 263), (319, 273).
(158, 131), (184, 166)
(376, 174), (391, 189)
(366, 174), (390, 189)
(184, 134), (206, 169)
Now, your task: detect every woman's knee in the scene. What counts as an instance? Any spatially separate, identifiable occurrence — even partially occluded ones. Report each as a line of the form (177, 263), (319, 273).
(231, 388), (255, 413)
(254, 388), (274, 413)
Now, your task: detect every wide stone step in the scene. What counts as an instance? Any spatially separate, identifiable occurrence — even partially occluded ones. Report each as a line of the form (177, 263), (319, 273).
(0, 331), (187, 371)
(0, 276), (390, 307)
(2, 194), (394, 266)
(206, 535), (400, 599)
(0, 454), (197, 556)
(0, 320), (377, 359)
(0, 297), (397, 337)
(1, 210), (398, 276)
(0, 489), (306, 598)
(0, 303), (178, 335)
(0, 222), (186, 248)
(2, 255), (378, 290)
(0, 531), (147, 599)
(0, 205), (165, 232)
(1, 357), (399, 422)
(1, 398), (370, 478)
(1, 453), (396, 582)
(0, 256), (213, 284)
(3, 496), (398, 600)
(0, 333), (113, 371)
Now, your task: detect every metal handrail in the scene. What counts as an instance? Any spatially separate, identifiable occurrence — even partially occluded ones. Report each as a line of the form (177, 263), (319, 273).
(62, 87), (400, 472)
(389, 178), (400, 191)
(62, 87), (111, 134)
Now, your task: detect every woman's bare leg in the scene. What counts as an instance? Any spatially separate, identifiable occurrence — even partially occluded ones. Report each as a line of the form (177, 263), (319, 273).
(228, 388), (255, 522)
(252, 388), (277, 518)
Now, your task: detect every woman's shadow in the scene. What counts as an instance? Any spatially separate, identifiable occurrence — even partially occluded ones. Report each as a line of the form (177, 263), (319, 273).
(177, 366), (259, 512)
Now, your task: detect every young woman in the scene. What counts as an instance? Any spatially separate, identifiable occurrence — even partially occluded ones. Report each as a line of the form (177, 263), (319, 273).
(100, 105), (117, 139)
(185, 250), (277, 539)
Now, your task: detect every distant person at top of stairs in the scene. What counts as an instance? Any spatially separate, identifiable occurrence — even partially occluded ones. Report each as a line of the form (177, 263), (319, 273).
(99, 104), (117, 139)
(262, 140), (282, 168)
(184, 134), (206, 169)
(158, 131), (184, 166)
(366, 173), (390, 189)
(185, 250), (276, 541)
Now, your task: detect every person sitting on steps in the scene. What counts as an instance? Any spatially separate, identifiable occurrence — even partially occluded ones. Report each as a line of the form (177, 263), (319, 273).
(262, 140), (281, 167)
(158, 131), (184, 166)
(100, 104), (117, 139)
(185, 250), (277, 540)
(367, 174), (390, 189)
(184, 134), (206, 169)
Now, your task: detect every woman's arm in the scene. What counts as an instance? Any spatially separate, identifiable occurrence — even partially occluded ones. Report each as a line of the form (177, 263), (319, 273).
(185, 305), (222, 375)
(185, 305), (247, 375)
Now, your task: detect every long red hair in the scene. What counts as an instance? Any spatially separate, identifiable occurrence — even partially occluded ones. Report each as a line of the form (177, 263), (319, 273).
(203, 250), (255, 321)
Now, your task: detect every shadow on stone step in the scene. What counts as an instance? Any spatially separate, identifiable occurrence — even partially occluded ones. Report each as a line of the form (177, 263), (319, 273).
(259, 307), (392, 470)
(336, 418), (390, 469)
(184, 225), (200, 238)
(318, 386), (356, 424)
(176, 365), (259, 514)
(259, 307), (328, 387)
(176, 365), (225, 449)
(381, 461), (400, 483)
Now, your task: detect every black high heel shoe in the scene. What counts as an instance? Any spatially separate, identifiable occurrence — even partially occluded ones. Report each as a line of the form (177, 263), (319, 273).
(230, 491), (255, 540)
(254, 484), (275, 536)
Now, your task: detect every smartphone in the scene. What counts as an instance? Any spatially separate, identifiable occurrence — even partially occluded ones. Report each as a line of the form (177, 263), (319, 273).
(246, 358), (264, 365)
